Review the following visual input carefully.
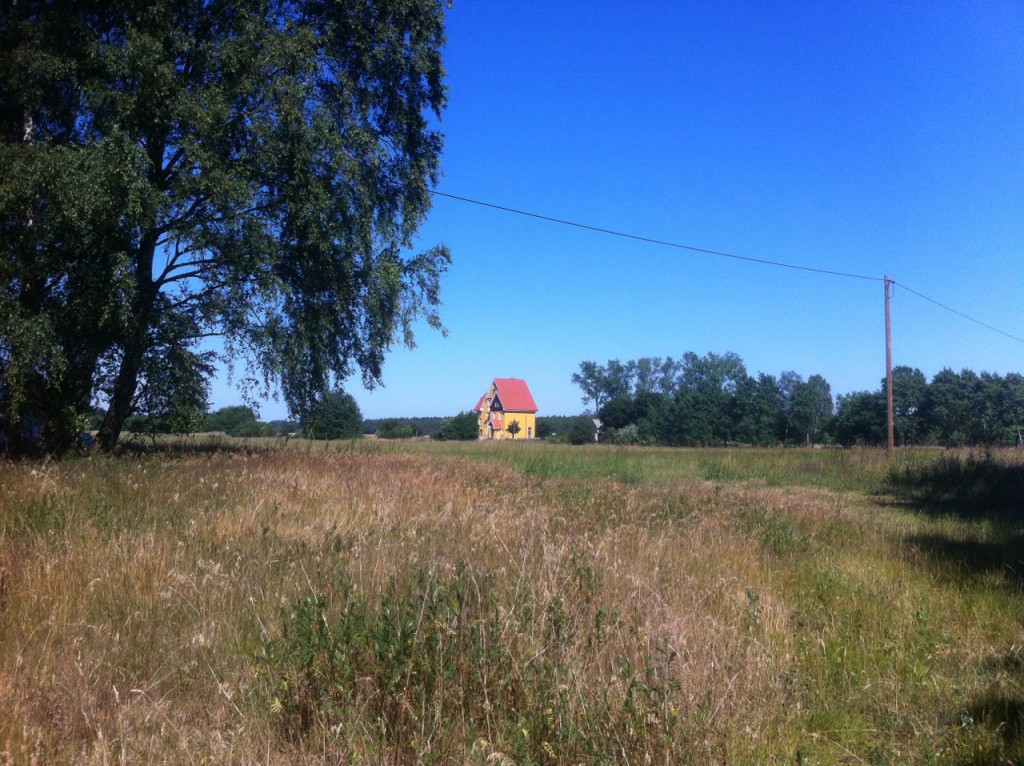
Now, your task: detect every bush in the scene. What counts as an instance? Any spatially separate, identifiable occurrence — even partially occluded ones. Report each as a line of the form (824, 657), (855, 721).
(567, 417), (597, 445)
(604, 423), (644, 445)
(437, 411), (479, 441)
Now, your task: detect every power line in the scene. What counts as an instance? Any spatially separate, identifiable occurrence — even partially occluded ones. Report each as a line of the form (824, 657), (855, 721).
(429, 190), (881, 282)
(892, 280), (1024, 346)
(429, 189), (1024, 347)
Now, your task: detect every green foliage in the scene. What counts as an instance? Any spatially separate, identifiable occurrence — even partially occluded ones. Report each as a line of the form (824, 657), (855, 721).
(576, 352), (837, 447)
(602, 422), (641, 445)
(578, 352), (1024, 450)
(781, 372), (833, 445)
(302, 390), (362, 440)
(1, 0), (451, 453)
(437, 411), (478, 441)
(887, 366), (928, 446)
(597, 396), (638, 431)
(732, 373), (783, 446)
(268, 561), (685, 762)
(567, 417), (597, 445)
(830, 391), (886, 446)
(204, 406), (258, 435)
(572, 358), (680, 413)
(506, 418), (522, 438)
(363, 416), (443, 438)
(531, 416), (583, 440)
(231, 420), (276, 438)
(376, 419), (417, 439)
(535, 418), (555, 439)
(128, 303), (215, 435)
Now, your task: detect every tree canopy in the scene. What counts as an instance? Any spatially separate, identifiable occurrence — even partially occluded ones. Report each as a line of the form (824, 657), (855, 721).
(580, 353), (835, 447)
(203, 405), (258, 435)
(0, 0), (450, 454)
(576, 353), (1024, 448)
(302, 389), (362, 440)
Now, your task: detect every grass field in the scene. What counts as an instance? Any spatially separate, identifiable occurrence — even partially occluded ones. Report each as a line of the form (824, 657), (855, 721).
(2, 441), (1023, 764)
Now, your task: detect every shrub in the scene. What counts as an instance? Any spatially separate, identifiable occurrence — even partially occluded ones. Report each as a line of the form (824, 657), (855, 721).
(604, 423), (644, 445)
(567, 417), (597, 445)
(437, 411), (479, 441)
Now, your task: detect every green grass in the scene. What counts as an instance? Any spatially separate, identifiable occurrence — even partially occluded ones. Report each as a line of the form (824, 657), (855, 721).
(347, 438), (936, 492)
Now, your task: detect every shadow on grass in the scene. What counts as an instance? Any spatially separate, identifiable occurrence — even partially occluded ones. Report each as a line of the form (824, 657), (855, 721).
(115, 437), (247, 455)
(114, 434), (331, 455)
(886, 452), (1024, 521)
(958, 687), (1024, 765)
(904, 532), (1024, 589)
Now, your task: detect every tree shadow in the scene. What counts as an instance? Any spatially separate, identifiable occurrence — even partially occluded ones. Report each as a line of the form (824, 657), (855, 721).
(958, 697), (1024, 766)
(903, 532), (1024, 589)
(886, 452), (1024, 521)
(955, 651), (1024, 765)
(886, 455), (1024, 762)
(114, 435), (276, 456)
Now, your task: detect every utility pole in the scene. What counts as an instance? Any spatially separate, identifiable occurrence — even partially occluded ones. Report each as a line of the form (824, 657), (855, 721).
(885, 275), (894, 458)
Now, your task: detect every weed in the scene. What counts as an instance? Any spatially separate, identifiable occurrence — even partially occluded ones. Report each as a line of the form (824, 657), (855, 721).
(268, 560), (687, 762)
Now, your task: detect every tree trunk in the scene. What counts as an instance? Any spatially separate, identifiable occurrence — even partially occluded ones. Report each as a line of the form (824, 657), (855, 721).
(96, 233), (158, 451)
(96, 336), (147, 451)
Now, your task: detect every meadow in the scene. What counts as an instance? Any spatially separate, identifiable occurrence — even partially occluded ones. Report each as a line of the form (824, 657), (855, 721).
(1, 441), (1023, 764)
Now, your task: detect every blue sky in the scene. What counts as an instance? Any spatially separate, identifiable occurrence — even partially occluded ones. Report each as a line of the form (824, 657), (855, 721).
(219, 1), (1024, 420)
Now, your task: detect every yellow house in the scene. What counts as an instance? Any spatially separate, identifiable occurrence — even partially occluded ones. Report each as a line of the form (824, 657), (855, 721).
(475, 378), (539, 439)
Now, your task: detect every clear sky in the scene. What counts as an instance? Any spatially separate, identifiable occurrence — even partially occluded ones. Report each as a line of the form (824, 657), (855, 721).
(218, 1), (1024, 421)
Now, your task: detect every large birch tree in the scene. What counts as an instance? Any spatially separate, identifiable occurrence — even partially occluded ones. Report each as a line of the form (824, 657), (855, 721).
(1, 0), (450, 453)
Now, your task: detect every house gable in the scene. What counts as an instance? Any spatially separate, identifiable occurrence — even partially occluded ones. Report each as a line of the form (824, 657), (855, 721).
(476, 378), (538, 439)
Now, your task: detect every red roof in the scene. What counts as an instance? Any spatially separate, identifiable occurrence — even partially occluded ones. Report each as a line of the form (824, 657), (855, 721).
(473, 393), (487, 412)
(493, 378), (538, 412)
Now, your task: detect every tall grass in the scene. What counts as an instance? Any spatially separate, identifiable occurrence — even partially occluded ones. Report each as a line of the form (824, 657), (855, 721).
(1, 445), (1022, 763)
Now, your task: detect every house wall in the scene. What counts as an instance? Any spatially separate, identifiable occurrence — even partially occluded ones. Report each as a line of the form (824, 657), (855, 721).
(495, 410), (536, 440)
(477, 388), (495, 438)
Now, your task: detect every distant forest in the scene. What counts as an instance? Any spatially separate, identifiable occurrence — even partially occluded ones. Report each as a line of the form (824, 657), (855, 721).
(572, 354), (1024, 448)
(363, 414), (582, 440)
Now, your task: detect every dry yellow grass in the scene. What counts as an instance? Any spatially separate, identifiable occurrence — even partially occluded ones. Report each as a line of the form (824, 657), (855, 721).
(1, 445), (1022, 763)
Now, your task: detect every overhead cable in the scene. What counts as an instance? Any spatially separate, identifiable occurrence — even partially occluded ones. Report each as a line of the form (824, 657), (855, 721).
(892, 281), (1024, 345)
(430, 189), (882, 282)
(430, 189), (1024, 346)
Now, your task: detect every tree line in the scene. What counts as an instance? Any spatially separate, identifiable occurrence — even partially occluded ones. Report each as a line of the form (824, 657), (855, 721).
(573, 355), (1024, 447)
(836, 366), (1024, 447)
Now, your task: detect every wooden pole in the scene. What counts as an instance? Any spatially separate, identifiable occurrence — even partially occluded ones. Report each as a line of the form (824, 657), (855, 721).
(885, 275), (894, 458)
